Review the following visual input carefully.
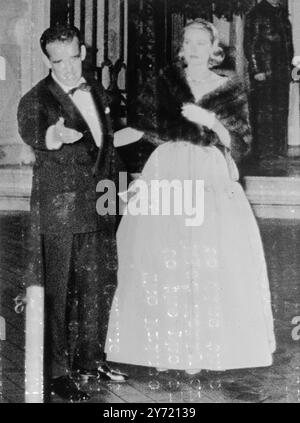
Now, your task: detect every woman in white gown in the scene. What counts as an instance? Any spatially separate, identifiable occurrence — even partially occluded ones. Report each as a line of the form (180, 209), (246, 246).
(105, 19), (276, 373)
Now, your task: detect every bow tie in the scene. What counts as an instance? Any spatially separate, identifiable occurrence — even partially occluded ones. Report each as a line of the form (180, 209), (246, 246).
(68, 82), (91, 96)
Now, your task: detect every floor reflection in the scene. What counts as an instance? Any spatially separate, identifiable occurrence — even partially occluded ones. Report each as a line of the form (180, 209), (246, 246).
(0, 213), (299, 403)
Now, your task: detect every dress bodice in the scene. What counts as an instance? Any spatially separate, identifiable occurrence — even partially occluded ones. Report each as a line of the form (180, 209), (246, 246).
(186, 73), (229, 104)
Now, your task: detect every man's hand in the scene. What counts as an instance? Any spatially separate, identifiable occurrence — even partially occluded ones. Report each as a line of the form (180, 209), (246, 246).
(54, 117), (83, 144)
(46, 117), (83, 150)
(254, 73), (267, 82)
(113, 127), (144, 147)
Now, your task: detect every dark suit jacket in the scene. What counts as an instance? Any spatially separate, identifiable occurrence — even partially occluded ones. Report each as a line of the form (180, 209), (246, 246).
(18, 74), (121, 234)
(244, 0), (294, 79)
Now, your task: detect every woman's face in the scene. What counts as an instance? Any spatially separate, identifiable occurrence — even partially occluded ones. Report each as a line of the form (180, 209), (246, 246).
(182, 27), (213, 67)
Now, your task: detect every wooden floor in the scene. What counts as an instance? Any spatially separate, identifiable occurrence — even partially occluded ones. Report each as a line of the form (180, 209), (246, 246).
(0, 212), (300, 403)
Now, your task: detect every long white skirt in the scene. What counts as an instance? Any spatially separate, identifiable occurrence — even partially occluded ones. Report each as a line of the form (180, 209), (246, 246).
(105, 142), (276, 371)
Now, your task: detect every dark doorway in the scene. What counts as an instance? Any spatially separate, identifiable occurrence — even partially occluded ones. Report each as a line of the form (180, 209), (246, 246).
(50, 0), (75, 26)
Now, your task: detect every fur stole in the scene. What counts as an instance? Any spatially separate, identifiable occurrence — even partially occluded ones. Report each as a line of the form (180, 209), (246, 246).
(132, 62), (252, 164)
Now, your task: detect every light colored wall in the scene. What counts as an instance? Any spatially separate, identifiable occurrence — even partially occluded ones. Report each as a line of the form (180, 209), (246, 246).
(0, 0), (50, 166)
(288, 0), (300, 147)
(289, 0), (300, 56)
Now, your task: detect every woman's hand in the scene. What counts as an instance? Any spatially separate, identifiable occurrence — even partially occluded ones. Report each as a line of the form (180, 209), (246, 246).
(181, 103), (231, 149)
(181, 104), (215, 129)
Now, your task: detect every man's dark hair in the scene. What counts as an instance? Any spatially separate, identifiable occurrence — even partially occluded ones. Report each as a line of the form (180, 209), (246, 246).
(40, 24), (84, 57)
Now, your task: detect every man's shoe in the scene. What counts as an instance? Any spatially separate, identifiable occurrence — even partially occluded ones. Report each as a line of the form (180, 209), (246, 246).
(97, 363), (128, 383)
(78, 363), (128, 383)
(51, 375), (90, 402)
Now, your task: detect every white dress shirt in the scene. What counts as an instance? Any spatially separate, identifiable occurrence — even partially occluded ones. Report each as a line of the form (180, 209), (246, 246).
(46, 74), (103, 150)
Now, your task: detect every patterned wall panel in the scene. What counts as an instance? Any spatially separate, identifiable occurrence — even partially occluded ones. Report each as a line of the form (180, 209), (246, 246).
(64, 0), (128, 122)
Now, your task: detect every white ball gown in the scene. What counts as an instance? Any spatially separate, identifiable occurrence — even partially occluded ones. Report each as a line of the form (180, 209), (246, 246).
(105, 141), (276, 371)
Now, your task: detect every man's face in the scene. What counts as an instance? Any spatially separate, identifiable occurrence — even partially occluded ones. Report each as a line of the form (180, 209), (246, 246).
(266, 0), (281, 7)
(45, 37), (86, 87)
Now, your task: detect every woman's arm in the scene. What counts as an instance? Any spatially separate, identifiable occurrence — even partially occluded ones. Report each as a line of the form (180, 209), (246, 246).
(131, 74), (182, 143)
(211, 119), (231, 149)
(181, 104), (231, 148)
(205, 78), (252, 162)
(214, 89), (252, 162)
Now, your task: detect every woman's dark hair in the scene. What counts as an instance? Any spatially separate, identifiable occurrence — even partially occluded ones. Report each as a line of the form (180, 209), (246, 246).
(40, 24), (84, 57)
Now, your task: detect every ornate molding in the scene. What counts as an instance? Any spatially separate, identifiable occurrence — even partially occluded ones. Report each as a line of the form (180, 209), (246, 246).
(126, 0), (158, 123)
(73, 0), (127, 123)
(171, 0), (254, 21)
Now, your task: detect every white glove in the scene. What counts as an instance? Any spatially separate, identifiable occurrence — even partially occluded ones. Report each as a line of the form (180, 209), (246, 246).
(181, 104), (216, 129)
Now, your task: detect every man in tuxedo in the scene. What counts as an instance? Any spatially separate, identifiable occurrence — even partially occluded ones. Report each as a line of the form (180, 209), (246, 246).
(244, 0), (294, 160)
(18, 24), (127, 402)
